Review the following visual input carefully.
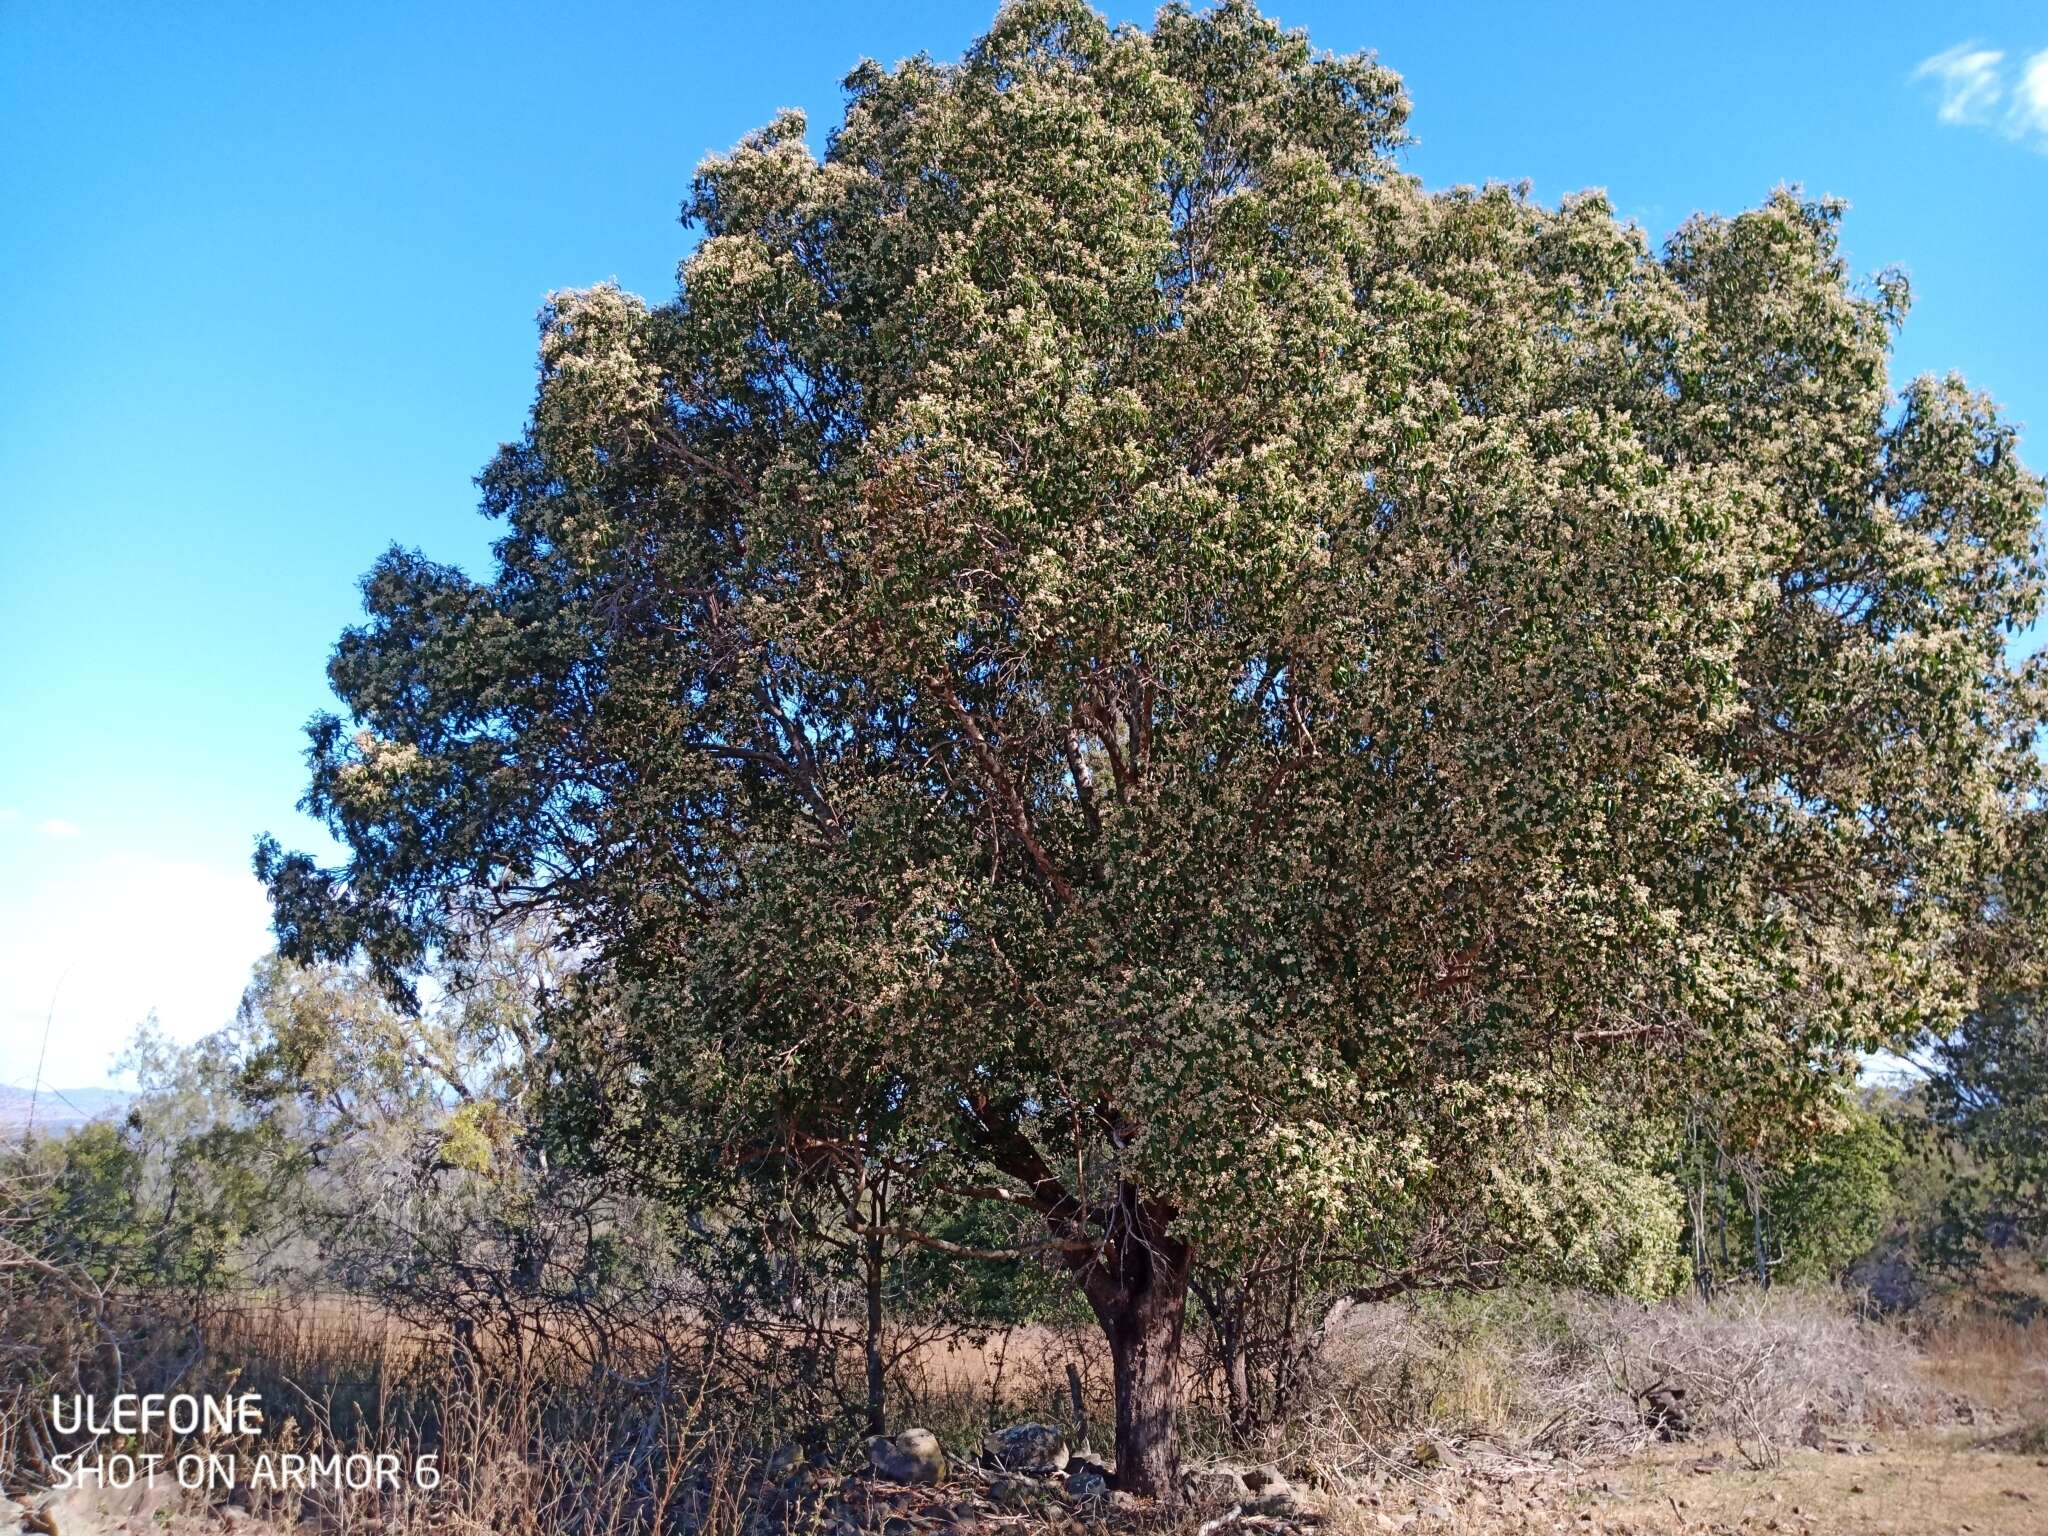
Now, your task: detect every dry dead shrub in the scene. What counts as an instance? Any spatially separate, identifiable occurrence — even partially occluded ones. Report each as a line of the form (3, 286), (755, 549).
(1310, 1300), (1467, 1439)
(1560, 1289), (1937, 1467)
(1310, 1299), (1614, 1442)
(1264, 1287), (1946, 1488)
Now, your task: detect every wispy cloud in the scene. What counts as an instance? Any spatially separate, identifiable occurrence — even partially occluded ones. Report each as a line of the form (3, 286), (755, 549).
(38, 818), (82, 840)
(1913, 42), (2048, 150)
(0, 808), (18, 824)
(2014, 50), (2048, 142)
(1915, 43), (2006, 126)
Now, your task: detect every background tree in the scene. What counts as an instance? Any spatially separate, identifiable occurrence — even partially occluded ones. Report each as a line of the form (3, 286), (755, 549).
(260, 0), (2046, 1492)
(2, 1022), (299, 1299)
(1678, 1090), (1903, 1294)
(1765, 1100), (1902, 1286)
(1923, 990), (2048, 1270)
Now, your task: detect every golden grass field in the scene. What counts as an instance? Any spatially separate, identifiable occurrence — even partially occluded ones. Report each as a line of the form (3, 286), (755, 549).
(14, 1288), (2046, 1535)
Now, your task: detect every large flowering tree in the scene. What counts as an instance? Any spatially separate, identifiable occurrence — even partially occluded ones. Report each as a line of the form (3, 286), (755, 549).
(261, 1), (2045, 1491)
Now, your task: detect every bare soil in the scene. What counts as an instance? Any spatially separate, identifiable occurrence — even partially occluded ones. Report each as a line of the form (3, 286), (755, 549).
(1337, 1431), (2048, 1535)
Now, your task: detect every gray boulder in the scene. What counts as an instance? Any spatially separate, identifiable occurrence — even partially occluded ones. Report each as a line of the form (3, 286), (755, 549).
(867, 1427), (947, 1484)
(1246, 1486), (1325, 1521)
(982, 1422), (1069, 1475)
(1244, 1463), (1290, 1494)
(1062, 1466), (1108, 1502)
(1186, 1465), (1252, 1502)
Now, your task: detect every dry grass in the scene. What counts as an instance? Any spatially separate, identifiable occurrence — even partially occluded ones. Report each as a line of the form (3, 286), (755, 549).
(1923, 1313), (2048, 1416)
(12, 1284), (2048, 1535)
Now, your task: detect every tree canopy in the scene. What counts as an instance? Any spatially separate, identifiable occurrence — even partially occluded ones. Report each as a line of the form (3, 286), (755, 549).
(261, 0), (2046, 1491)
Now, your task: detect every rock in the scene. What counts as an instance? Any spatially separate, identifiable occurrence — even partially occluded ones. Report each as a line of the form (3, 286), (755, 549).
(868, 1428), (948, 1485)
(1062, 1467), (1108, 1502)
(896, 1428), (947, 1480)
(1186, 1465), (1252, 1502)
(983, 1422), (1069, 1475)
(986, 1475), (1032, 1511)
(1246, 1486), (1324, 1521)
(1243, 1463), (1291, 1494)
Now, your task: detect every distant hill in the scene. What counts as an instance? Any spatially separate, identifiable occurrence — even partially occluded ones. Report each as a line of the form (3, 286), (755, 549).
(0, 1083), (132, 1135)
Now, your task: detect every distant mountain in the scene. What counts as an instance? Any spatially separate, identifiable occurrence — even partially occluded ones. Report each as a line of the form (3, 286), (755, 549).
(0, 1083), (132, 1134)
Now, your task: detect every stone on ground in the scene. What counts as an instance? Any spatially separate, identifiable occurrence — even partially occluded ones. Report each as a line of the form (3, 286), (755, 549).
(867, 1427), (948, 1484)
(1186, 1465), (1252, 1502)
(982, 1422), (1070, 1474)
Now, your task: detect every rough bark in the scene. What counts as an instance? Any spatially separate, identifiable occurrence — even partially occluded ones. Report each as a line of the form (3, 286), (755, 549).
(864, 1179), (887, 1435)
(975, 1108), (1191, 1495)
(1078, 1188), (1190, 1499)
(1191, 1273), (1255, 1445)
(1221, 1332), (1253, 1445)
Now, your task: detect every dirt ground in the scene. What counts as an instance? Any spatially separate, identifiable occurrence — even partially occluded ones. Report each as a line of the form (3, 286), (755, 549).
(1348, 1432), (2048, 1536)
(10, 1432), (2048, 1536)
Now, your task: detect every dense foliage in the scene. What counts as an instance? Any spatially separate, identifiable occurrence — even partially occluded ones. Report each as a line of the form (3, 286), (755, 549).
(255, 0), (2045, 1487)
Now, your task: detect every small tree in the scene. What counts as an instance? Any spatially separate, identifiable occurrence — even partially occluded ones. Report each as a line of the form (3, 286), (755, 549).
(260, 0), (2045, 1491)
(1767, 1100), (1902, 1285)
(1924, 990), (2048, 1267)
(1678, 1090), (1904, 1293)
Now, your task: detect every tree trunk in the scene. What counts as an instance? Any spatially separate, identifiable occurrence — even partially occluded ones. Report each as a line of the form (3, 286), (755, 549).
(1079, 1190), (1190, 1500)
(451, 1312), (479, 1400)
(1689, 1162), (1715, 1301)
(1750, 1195), (1771, 1291)
(1271, 1258), (1303, 1424)
(1103, 1272), (1187, 1496)
(1191, 1274), (1254, 1445)
(863, 1177), (887, 1436)
(1221, 1331), (1253, 1445)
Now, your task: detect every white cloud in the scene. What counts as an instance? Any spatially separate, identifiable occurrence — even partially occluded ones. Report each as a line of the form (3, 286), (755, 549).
(1916, 43), (2006, 125)
(38, 817), (82, 840)
(2012, 49), (2048, 141)
(1913, 41), (2048, 151)
(0, 856), (273, 1089)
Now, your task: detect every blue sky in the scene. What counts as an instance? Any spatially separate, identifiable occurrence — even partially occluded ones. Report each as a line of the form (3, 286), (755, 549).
(3, 0), (2044, 1090)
